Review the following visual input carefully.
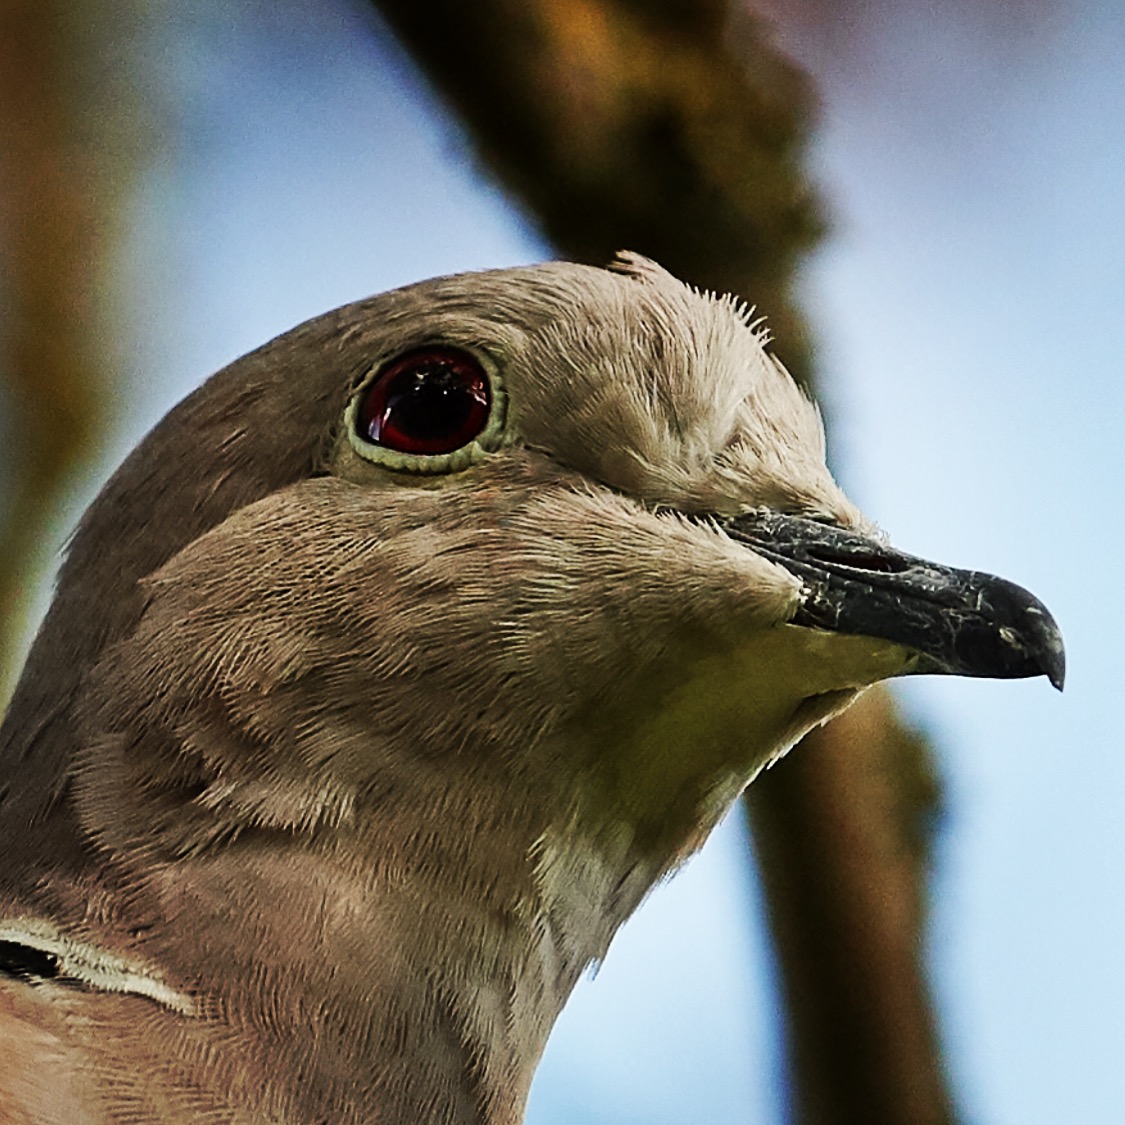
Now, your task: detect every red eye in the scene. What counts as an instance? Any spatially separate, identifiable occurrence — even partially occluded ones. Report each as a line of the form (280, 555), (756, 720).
(354, 347), (492, 455)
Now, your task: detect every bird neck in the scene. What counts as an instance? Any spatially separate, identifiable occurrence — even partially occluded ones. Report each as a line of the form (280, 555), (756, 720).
(123, 769), (658, 1125)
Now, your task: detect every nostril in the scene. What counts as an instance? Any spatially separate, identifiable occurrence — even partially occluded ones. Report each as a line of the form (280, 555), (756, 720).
(806, 548), (910, 575)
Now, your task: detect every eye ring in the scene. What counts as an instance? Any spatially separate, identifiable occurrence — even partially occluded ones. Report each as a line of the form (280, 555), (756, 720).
(346, 345), (507, 473)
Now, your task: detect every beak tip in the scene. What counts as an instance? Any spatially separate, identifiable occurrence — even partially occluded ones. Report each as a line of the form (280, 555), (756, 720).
(1024, 602), (1066, 692)
(1044, 645), (1066, 692)
(1013, 602), (1065, 691)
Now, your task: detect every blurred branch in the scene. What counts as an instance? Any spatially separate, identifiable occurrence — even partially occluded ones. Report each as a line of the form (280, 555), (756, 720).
(0, 0), (114, 700)
(746, 687), (954, 1124)
(370, 0), (824, 384)
(367, 1), (956, 1121)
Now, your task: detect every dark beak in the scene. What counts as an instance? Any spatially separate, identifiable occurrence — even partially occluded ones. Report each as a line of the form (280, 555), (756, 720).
(726, 511), (1065, 690)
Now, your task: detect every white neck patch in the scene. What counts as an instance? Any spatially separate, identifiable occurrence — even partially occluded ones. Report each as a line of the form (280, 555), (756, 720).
(0, 918), (196, 1016)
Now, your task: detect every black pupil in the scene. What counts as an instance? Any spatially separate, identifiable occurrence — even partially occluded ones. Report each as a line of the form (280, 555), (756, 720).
(385, 365), (474, 441)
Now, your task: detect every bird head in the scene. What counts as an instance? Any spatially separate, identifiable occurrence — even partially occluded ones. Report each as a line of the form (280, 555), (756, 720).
(3, 252), (1063, 877)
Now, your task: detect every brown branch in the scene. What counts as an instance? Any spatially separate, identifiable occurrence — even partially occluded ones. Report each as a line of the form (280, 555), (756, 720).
(368, 0), (824, 385)
(746, 687), (953, 1123)
(0, 0), (112, 698)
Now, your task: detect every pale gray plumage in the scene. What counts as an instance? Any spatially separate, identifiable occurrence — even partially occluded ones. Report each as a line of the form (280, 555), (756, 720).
(0, 253), (1062, 1123)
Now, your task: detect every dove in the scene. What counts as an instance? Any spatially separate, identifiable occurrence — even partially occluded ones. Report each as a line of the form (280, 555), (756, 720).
(0, 253), (1063, 1123)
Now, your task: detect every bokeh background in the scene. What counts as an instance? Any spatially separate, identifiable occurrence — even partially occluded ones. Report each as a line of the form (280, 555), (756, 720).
(1, 1), (1120, 1122)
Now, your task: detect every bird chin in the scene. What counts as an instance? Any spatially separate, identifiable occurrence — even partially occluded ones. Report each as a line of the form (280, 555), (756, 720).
(759, 687), (862, 766)
(794, 687), (861, 727)
(735, 627), (916, 769)
(775, 624), (917, 690)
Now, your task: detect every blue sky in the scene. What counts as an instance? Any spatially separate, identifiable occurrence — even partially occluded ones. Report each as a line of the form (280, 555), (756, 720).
(27, 2), (1123, 1121)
